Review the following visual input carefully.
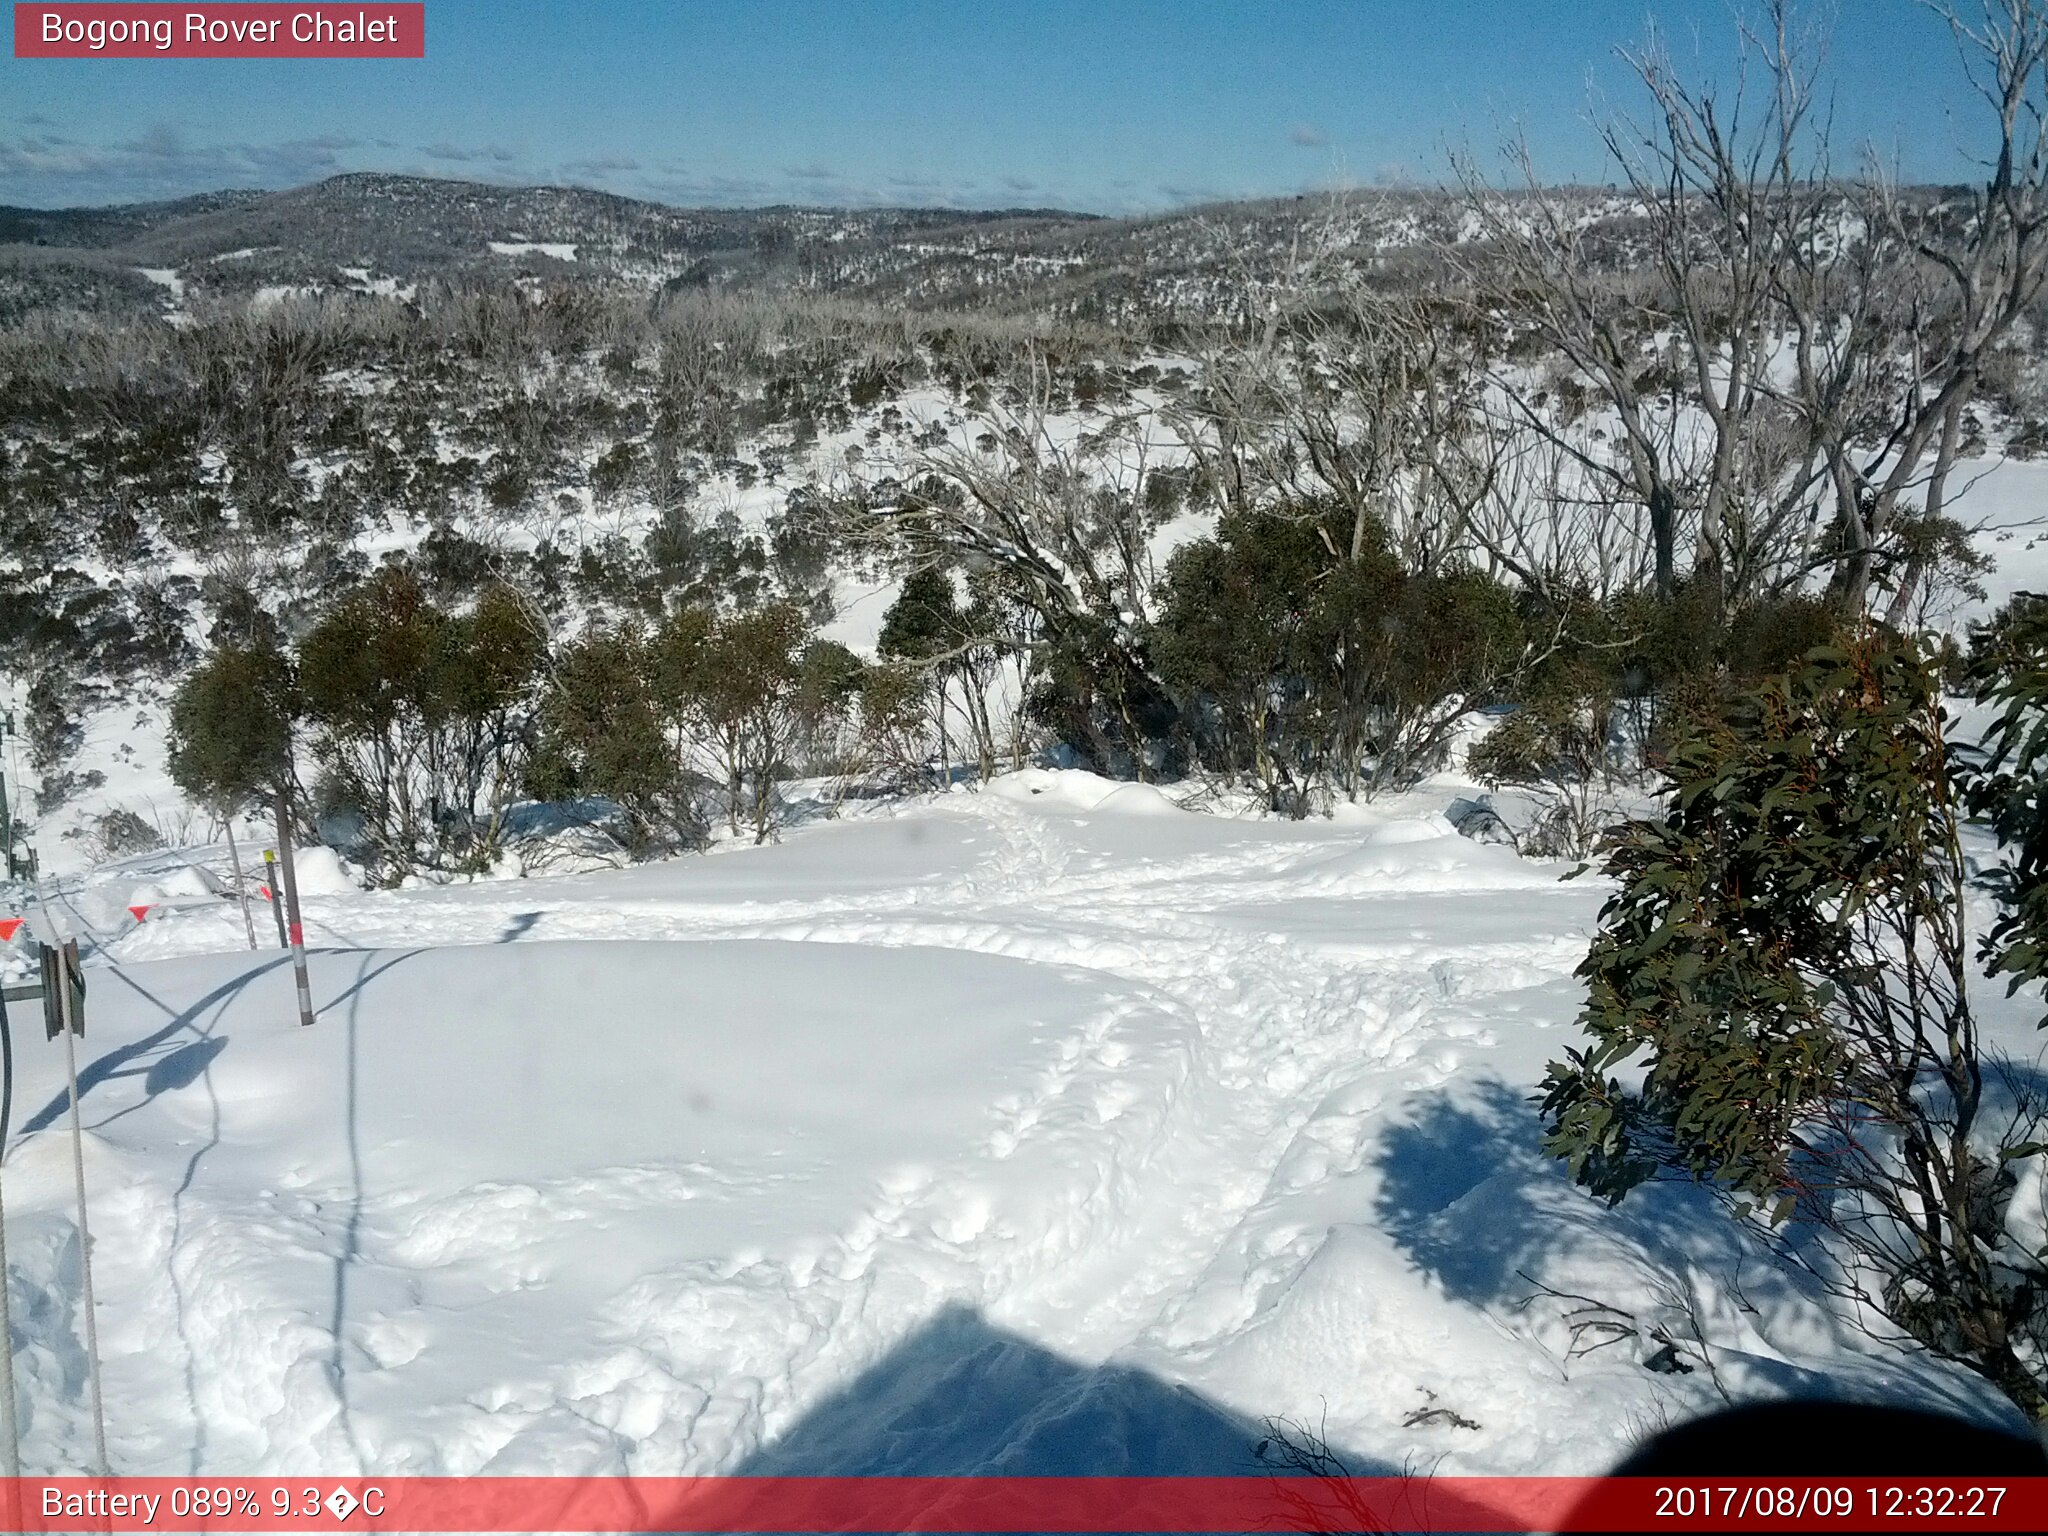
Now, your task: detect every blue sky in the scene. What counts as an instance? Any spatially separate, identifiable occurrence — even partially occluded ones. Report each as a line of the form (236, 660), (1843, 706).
(0, 1), (2001, 213)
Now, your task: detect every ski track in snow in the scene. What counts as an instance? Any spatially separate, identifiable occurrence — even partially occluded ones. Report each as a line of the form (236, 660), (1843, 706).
(0, 782), (2023, 1479)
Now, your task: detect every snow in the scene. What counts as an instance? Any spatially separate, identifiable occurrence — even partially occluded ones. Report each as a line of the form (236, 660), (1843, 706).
(986, 767), (1184, 815)
(286, 846), (356, 897)
(155, 865), (219, 900)
(488, 241), (579, 261)
(10, 413), (2048, 1478)
(337, 266), (416, 300)
(1954, 455), (2048, 620)
(0, 780), (2024, 1479)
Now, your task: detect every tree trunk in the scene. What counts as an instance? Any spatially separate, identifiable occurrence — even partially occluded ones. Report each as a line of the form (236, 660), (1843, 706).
(1649, 483), (1678, 601)
(1884, 402), (1967, 630)
(225, 817), (258, 950)
(934, 676), (953, 788)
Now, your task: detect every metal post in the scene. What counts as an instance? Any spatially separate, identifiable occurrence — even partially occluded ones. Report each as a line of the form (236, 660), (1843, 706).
(53, 941), (108, 1476)
(263, 849), (288, 949)
(273, 790), (315, 1028)
(0, 969), (11, 1147)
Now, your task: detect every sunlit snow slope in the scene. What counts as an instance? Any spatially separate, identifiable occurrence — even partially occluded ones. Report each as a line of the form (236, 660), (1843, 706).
(0, 772), (2023, 1479)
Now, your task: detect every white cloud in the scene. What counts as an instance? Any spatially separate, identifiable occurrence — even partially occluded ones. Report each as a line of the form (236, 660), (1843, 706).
(420, 141), (518, 164)
(0, 125), (359, 201)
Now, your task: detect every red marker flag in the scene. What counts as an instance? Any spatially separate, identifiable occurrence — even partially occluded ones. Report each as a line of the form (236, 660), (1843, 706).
(127, 904), (151, 923)
(14, 5), (425, 59)
(0, 916), (22, 943)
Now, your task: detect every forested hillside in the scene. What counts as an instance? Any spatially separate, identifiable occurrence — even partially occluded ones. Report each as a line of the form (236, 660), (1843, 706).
(5, 131), (2042, 875)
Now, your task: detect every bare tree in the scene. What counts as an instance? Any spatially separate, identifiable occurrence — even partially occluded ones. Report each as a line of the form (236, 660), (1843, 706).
(1456, 0), (2048, 617)
(1829, 0), (2048, 612)
(1453, 3), (1839, 607)
(1170, 204), (1502, 579)
(852, 351), (1177, 773)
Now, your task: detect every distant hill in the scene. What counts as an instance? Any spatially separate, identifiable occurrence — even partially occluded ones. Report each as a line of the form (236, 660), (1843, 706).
(0, 170), (1645, 325)
(0, 188), (270, 249)
(0, 174), (1092, 307)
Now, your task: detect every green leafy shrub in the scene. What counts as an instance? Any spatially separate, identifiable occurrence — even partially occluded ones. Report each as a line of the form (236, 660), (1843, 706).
(1155, 506), (1525, 805)
(166, 640), (300, 813)
(1542, 631), (2048, 1418)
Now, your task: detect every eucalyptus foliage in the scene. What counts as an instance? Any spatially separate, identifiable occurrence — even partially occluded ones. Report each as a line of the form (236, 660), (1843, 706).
(1965, 593), (2048, 995)
(1541, 632), (2048, 1417)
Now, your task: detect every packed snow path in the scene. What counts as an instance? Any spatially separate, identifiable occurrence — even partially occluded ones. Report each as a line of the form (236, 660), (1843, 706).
(0, 772), (2019, 1478)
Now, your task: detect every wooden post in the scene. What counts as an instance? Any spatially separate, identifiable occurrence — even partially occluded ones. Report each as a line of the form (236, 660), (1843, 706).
(224, 819), (258, 951)
(273, 790), (315, 1028)
(262, 848), (288, 949)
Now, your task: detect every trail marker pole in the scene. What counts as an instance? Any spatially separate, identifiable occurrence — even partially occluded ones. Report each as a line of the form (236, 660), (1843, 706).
(273, 790), (315, 1028)
(262, 849), (288, 949)
(225, 820), (258, 951)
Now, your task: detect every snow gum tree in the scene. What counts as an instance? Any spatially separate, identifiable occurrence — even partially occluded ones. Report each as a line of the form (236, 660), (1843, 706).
(1541, 631), (2048, 1418)
(531, 624), (703, 856)
(1155, 503), (1526, 806)
(165, 640), (301, 814)
(878, 566), (1008, 782)
(669, 601), (811, 844)
(537, 601), (868, 852)
(297, 567), (543, 880)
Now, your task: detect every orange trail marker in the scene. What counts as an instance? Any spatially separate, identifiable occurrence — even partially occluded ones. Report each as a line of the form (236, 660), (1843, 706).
(0, 917), (21, 943)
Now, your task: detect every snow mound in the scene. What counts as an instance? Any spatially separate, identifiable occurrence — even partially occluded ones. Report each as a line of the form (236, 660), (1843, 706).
(1360, 815), (1456, 846)
(1296, 823), (1548, 894)
(1090, 783), (1183, 818)
(1323, 800), (1379, 825)
(157, 864), (219, 898)
(289, 845), (358, 895)
(987, 769), (1182, 817)
(986, 767), (1124, 810)
(2, 937), (1192, 1475)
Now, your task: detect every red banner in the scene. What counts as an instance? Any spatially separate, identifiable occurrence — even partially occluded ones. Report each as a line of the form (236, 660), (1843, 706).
(13, 5), (423, 58)
(1, 1476), (2045, 1532)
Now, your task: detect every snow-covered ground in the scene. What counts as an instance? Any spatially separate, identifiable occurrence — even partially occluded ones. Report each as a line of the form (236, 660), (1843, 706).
(0, 771), (2025, 1479)
(488, 241), (579, 261)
